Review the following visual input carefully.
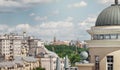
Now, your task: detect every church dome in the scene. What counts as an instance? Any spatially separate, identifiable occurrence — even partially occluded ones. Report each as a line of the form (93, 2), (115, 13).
(95, 0), (120, 26)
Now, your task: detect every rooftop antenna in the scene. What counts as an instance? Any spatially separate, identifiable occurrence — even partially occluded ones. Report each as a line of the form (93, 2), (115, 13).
(115, 0), (118, 5)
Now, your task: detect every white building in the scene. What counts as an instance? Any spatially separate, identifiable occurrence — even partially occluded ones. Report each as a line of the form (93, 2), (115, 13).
(28, 38), (46, 57)
(41, 51), (64, 70)
(0, 33), (29, 60)
(0, 32), (46, 61)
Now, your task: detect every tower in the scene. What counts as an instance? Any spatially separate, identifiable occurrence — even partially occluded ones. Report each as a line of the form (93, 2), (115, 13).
(53, 36), (56, 42)
(23, 31), (27, 38)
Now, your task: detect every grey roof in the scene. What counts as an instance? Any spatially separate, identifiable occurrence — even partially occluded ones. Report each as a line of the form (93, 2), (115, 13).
(13, 60), (24, 66)
(96, 4), (120, 26)
(23, 56), (38, 62)
(0, 56), (38, 68)
(47, 51), (59, 57)
(0, 61), (16, 67)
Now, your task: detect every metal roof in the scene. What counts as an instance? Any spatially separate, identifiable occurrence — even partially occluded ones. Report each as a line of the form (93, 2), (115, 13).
(96, 4), (120, 26)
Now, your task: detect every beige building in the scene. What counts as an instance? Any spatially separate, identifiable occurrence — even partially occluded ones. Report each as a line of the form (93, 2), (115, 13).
(0, 33), (29, 60)
(40, 47), (64, 70)
(28, 38), (47, 57)
(0, 32), (45, 60)
(0, 32), (44, 70)
(41, 57), (64, 70)
(77, 0), (120, 70)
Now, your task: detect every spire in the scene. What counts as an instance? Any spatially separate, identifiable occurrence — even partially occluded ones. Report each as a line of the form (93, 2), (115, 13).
(53, 36), (56, 42)
(64, 55), (69, 70)
(56, 57), (61, 70)
(115, 0), (118, 5)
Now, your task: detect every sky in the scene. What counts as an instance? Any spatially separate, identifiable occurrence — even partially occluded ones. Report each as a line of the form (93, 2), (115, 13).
(0, 0), (116, 41)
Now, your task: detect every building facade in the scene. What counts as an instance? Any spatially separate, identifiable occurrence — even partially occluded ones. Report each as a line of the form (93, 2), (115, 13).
(0, 32), (45, 70)
(41, 57), (64, 70)
(0, 33), (29, 60)
(77, 0), (120, 70)
(0, 32), (65, 70)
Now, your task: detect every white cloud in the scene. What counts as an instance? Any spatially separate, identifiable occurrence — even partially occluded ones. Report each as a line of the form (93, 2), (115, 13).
(0, 19), (76, 40)
(0, 0), (55, 13)
(0, 16), (97, 41)
(29, 13), (36, 16)
(52, 10), (59, 15)
(16, 24), (30, 31)
(34, 16), (48, 21)
(79, 16), (97, 29)
(0, 24), (8, 31)
(22, 0), (53, 4)
(0, 0), (21, 7)
(68, 1), (87, 8)
(99, 0), (114, 4)
(38, 21), (75, 40)
(40, 21), (73, 29)
(65, 17), (74, 22)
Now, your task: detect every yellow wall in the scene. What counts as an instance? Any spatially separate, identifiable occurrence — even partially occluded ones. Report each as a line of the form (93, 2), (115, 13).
(76, 64), (94, 70)
(78, 66), (93, 70)
(89, 47), (120, 70)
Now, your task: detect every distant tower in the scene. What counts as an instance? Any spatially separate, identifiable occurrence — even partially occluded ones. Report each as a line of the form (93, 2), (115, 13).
(53, 36), (56, 42)
(34, 46), (37, 57)
(23, 31), (27, 38)
(22, 24), (27, 38)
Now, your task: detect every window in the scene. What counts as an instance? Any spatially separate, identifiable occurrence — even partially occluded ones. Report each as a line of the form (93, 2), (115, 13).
(100, 35), (104, 40)
(116, 34), (118, 39)
(92, 34), (120, 40)
(107, 56), (113, 70)
(118, 34), (120, 39)
(93, 35), (98, 40)
(111, 34), (117, 39)
(105, 34), (111, 39)
(95, 55), (99, 70)
(107, 56), (113, 62)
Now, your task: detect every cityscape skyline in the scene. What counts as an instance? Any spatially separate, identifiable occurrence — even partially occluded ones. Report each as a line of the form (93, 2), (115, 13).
(0, 0), (115, 41)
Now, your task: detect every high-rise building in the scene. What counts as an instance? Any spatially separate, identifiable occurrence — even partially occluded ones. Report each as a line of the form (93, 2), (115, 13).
(0, 32), (46, 70)
(0, 32), (45, 61)
(0, 33), (29, 60)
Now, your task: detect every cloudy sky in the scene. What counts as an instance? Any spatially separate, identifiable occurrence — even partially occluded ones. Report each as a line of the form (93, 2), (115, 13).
(0, 0), (115, 41)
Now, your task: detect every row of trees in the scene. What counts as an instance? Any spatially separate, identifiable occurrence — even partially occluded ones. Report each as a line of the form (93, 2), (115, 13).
(45, 45), (88, 66)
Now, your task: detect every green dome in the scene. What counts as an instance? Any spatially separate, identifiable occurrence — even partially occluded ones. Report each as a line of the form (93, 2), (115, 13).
(95, 4), (120, 26)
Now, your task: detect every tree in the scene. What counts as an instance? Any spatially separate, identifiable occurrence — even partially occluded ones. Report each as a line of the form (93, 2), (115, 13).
(45, 45), (88, 66)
